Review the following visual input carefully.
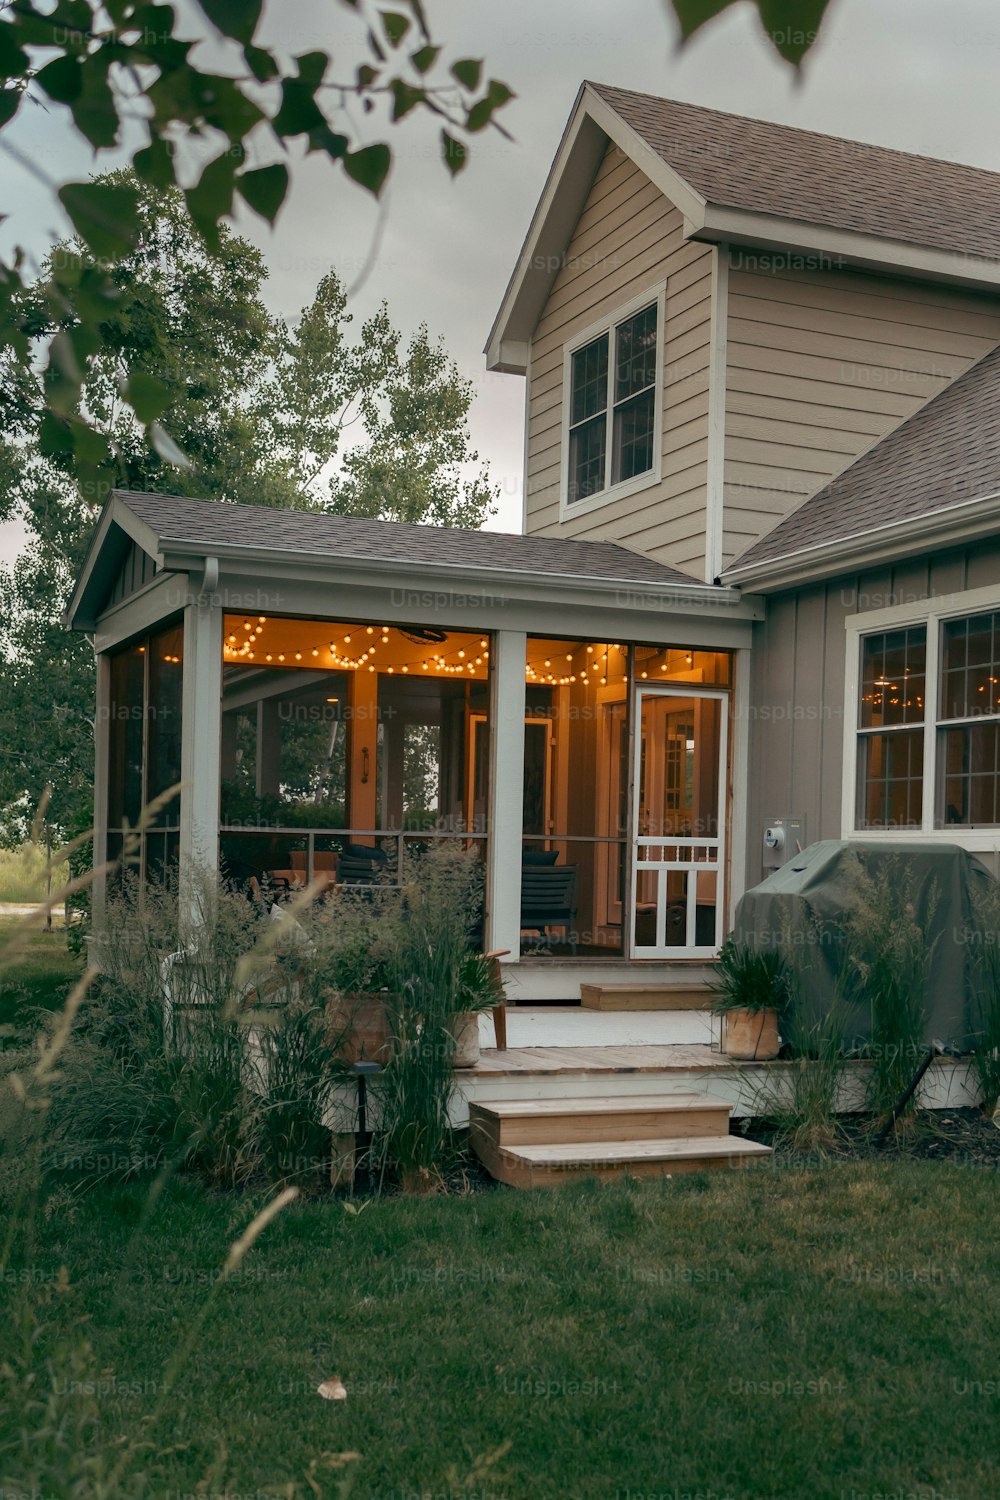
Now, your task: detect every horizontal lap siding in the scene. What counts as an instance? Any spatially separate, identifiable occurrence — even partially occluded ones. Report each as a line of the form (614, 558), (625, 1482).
(744, 540), (1000, 891)
(525, 142), (713, 577)
(723, 265), (1000, 569)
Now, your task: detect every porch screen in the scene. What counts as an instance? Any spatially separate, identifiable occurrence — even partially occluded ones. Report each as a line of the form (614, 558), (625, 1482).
(106, 620), (183, 880)
(219, 614), (490, 891)
(522, 639), (630, 957)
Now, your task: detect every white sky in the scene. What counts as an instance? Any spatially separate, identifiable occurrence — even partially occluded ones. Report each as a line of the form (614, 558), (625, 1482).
(3, 0), (1000, 567)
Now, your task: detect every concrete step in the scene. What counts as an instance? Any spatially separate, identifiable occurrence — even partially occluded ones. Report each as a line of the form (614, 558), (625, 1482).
(470, 1093), (732, 1149)
(479, 1134), (772, 1188)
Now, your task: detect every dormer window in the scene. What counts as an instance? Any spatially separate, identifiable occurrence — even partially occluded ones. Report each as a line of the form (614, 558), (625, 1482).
(562, 287), (664, 518)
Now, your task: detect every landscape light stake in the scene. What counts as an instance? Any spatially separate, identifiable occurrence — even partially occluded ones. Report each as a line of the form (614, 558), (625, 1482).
(874, 1041), (947, 1145)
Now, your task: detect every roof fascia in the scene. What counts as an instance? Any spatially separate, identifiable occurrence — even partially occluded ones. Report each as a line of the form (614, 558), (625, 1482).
(720, 491), (1000, 593)
(155, 534), (761, 619)
(62, 493), (164, 631)
(485, 83), (705, 373)
(689, 206), (1000, 293)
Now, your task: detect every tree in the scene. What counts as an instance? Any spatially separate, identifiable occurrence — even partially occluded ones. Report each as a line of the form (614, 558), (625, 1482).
(0, 1), (826, 494)
(0, 175), (498, 837)
(0, 0), (516, 496)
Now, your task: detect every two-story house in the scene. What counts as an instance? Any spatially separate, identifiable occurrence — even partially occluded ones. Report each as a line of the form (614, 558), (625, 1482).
(67, 83), (1000, 1014)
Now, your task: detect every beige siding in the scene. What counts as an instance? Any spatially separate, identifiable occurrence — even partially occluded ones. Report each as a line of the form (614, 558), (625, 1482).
(744, 539), (1000, 891)
(723, 263), (1000, 567)
(525, 142), (714, 579)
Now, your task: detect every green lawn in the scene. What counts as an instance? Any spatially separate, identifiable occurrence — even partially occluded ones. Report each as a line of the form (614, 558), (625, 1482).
(3, 1165), (999, 1499)
(0, 915), (83, 1028)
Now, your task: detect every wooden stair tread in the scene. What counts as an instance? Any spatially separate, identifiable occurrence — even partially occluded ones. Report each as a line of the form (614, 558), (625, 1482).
(580, 983), (714, 1012)
(505, 1135), (771, 1166)
(471, 1094), (727, 1118)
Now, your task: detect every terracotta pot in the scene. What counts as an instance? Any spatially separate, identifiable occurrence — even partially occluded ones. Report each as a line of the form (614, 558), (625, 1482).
(448, 1010), (481, 1068)
(723, 1007), (781, 1061)
(324, 991), (394, 1066)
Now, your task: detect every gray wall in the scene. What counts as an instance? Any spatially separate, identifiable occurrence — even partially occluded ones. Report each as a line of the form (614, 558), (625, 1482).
(744, 535), (1000, 891)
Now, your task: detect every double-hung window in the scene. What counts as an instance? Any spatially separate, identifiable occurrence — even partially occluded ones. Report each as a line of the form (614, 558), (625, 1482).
(564, 292), (662, 513)
(850, 594), (1000, 835)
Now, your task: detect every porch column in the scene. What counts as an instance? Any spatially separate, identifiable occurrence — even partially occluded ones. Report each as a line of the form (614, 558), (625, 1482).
(90, 650), (111, 949)
(256, 698), (282, 796)
(487, 629), (526, 959)
(346, 670), (379, 841)
(179, 597), (223, 933)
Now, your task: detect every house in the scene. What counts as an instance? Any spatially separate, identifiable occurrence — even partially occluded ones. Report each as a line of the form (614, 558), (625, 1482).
(66, 83), (1000, 1020)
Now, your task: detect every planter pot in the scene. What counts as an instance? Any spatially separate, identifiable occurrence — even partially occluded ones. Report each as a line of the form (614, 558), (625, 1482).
(324, 991), (394, 1066)
(448, 1010), (481, 1068)
(723, 1007), (781, 1061)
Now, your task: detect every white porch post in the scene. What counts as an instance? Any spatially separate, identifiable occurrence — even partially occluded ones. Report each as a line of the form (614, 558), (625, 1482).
(728, 644), (752, 919)
(487, 629), (526, 959)
(179, 596), (223, 935)
(90, 650), (111, 949)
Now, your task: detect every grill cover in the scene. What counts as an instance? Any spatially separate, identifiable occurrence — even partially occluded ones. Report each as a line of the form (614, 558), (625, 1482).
(732, 841), (996, 1050)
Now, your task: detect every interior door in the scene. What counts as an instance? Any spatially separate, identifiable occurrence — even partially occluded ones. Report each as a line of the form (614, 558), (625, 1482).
(630, 686), (728, 958)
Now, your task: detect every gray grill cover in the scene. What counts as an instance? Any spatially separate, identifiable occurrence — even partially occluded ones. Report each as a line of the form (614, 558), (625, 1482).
(732, 841), (996, 1051)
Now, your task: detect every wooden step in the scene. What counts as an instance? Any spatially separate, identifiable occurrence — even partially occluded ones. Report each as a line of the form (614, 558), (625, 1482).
(580, 983), (714, 1011)
(469, 1094), (732, 1149)
(477, 1134), (772, 1189)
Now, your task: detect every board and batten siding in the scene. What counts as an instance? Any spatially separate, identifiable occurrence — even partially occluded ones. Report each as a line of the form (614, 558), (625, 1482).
(723, 260), (1000, 568)
(525, 142), (714, 579)
(744, 538), (1000, 892)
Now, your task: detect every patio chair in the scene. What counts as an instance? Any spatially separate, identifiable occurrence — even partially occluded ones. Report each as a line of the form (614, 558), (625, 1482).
(338, 843), (394, 887)
(520, 863), (578, 951)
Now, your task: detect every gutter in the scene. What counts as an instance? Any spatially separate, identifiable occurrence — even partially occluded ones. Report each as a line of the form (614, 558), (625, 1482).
(720, 489), (1000, 593)
(153, 533), (758, 614)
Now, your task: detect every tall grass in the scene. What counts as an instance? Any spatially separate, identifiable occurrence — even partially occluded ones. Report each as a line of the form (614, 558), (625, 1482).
(0, 842), (53, 904)
(371, 843), (484, 1192)
(843, 856), (936, 1123)
(0, 812), (352, 1498)
(968, 883), (1000, 1114)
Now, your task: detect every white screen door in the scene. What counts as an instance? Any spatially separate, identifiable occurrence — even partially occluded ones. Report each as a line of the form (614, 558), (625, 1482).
(630, 686), (728, 958)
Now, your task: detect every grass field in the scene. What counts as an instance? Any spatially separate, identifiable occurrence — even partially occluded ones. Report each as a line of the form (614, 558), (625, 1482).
(0, 915), (82, 1028)
(3, 1164), (999, 1500)
(0, 843), (55, 905)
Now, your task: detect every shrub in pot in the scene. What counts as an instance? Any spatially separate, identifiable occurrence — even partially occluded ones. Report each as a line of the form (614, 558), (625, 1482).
(448, 951), (506, 1067)
(710, 939), (790, 1061)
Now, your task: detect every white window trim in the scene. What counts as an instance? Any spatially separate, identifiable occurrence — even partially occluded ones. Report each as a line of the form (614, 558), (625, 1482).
(559, 283), (666, 524)
(842, 582), (1000, 851)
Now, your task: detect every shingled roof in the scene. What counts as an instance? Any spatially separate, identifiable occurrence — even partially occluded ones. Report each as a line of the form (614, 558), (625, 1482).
(114, 490), (702, 587)
(590, 84), (1000, 262)
(722, 342), (1000, 581)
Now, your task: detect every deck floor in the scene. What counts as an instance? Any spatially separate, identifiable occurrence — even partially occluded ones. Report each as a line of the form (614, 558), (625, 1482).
(472, 1044), (745, 1075)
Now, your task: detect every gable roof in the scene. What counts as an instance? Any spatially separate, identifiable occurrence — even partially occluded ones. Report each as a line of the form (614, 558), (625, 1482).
(591, 85), (1000, 264)
(720, 342), (1000, 590)
(65, 489), (715, 630)
(488, 83), (1000, 373)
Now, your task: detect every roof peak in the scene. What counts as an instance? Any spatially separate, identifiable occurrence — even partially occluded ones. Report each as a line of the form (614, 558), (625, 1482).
(585, 82), (999, 185)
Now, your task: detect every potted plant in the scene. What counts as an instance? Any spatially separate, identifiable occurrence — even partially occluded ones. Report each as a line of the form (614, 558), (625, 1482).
(314, 888), (403, 1066)
(448, 950), (506, 1067)
(710, 939), (790, 1061)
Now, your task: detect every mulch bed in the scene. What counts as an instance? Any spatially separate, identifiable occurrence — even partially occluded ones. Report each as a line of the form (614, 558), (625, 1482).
(741, 1106), (1000, 1168)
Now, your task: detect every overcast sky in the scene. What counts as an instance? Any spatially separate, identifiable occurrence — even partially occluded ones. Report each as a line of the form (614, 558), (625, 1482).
(3, 0), (1000, 568)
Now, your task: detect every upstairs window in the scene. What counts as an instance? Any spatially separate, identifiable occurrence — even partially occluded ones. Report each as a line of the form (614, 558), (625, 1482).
(564, 293), (661, 512)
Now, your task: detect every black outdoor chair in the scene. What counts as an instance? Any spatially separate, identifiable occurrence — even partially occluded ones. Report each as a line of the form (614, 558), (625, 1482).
(338, 843), (394, 887)
(520, 863), (578, 951)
